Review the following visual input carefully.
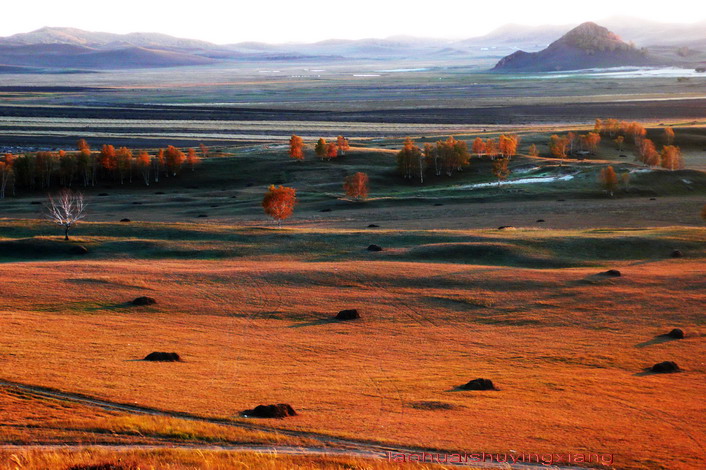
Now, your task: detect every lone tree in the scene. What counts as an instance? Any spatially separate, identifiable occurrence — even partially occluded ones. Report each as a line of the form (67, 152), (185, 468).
(599, 166), (619, 197)
(492, 157), (510, 187)
(289, 135), (305, 161)
(664, 127), (675, 145)
(344, 172), (369, 201)
(527, 144), (539, 157)
(262, 185), (296, 227)
(44, 189), (87, 240)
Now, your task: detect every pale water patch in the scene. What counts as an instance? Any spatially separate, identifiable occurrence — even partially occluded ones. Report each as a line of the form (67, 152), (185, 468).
(508, 67), (706, 80)
(377, 68), (430, 72)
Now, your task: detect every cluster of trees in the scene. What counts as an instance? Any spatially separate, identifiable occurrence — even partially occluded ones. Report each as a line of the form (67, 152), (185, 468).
(397, 135), (520, 184)
(0, 141), (205, 198)
(634, 139), (683, 170)
(548, 132), (601, 160)
(594, 119), (682, 169)
(288, 134), (350, 161)
(594, 119), (648, 142)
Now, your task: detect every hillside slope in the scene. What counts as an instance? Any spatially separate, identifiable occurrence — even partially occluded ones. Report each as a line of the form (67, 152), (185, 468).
(492, 22), (660, 72)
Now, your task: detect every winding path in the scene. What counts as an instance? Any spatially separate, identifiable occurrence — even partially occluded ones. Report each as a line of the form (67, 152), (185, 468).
(0, 379), (583, 469)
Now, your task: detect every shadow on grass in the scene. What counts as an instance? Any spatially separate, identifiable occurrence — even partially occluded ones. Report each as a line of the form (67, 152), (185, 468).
(635, 335), (681, 348)
(82, 302), (151, 312)
(288, 318), (350, 328)
(634, 369), (682, 377)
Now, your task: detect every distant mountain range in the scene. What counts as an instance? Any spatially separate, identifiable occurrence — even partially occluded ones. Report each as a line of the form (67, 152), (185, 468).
(0, 19), (704, 71)
(492, 22), (660, 72)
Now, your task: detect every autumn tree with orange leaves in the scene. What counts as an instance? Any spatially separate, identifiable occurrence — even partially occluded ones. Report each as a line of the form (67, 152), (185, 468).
(472, 137), (485, 157)
(326, 142), (338, 160)
(99, 145), (117, 176)
(492, 157), (510, 187)
(164, 145), (186, 176)
(397, 137), (424, 182)
(660, 145), (683, 170)
(549, 135), (569, 162)
(528, 144), (539, 157)
(635, 138), (659, 167)
(599, 166), (619, 197)
(664, 127), (675, 145)
(116, 147), (133, 184)
(337, 136), (350, 156)
(484, 138), (498, 159)
(262, 185), (296, 227)
(499, 134), (519, 158)
(186, 148), (200, 171)
(584, 132), (601, 153)
(344, 172), (369, 201)
(137, 151), (151, 186)
(289, 135), (305, 161)
(315, 138), (327, 160)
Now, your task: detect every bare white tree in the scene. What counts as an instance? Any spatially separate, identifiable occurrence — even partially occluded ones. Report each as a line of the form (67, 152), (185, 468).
(44, 189), (87, 241)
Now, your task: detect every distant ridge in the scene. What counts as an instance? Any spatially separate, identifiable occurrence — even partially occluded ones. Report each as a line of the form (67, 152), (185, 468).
(0, 21), (703, 71)
(492, 22), (660, 72)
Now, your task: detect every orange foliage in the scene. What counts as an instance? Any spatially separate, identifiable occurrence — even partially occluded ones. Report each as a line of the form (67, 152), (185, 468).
(315, 138), (327, 159)
(472, 137), (485, 156)
(599, 166), (619, 196)
(99, 145), (117, 171)
(186, 148), (200, 171)
(343, 172), (369, 200)
(289, 135), (305, 161)
(336, 136), (350, 155)
(636, 139), (659, 166)
(326, 142), (338, 160)
(660, 145), (683, 170)
(549, 135), (568, 159)
(262, 185), (296, 225)
(498, 134), (518, 157)
(164, 146), (186, 176)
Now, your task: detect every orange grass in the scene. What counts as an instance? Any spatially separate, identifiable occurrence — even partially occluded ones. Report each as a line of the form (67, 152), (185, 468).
(0, 449), (455, 470)
(1, 250), (704, 469)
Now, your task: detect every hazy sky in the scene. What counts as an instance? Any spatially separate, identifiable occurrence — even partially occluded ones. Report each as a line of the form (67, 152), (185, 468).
(4, 0), (705, 44)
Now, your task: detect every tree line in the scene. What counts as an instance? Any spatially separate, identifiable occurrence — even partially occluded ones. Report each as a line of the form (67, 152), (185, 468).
(0, 140), (206, 198)
(594, 119), (682, 170)
(396, 135), (519, 184)
(288, 135), (350, 161)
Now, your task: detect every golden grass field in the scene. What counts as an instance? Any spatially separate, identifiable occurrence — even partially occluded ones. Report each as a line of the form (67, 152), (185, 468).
(1, 121), (705, 469)
(1, 221), (704, 469)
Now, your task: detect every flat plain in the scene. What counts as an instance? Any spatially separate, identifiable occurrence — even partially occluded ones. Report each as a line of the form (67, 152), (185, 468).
(0, 61), (705, 469)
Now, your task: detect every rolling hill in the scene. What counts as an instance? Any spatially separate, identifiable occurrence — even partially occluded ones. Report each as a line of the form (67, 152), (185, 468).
(492, 22), (661, 72)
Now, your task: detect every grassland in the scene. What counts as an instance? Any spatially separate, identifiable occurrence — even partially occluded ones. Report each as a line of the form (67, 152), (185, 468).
(1, 76), (705, 469)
